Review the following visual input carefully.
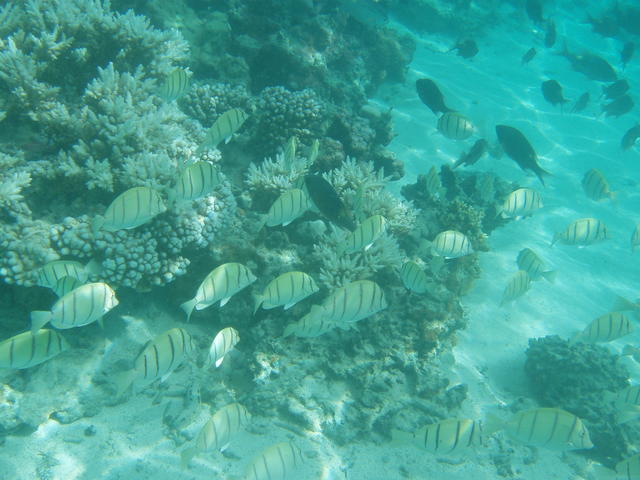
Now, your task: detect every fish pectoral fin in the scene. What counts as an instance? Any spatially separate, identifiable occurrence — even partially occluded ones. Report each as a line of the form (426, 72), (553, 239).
(30, 311), (52, 335)
(283, 301), (297, 310)
(219, 296), (231, 307)
(215, 356), (225, 368)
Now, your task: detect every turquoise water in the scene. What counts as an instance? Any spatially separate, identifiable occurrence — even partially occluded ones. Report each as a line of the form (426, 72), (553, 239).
(0, 1), (639, 479)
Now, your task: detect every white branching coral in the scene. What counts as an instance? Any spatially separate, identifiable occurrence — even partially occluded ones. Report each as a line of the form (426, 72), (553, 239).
(245, 152), (311, 197)
(0, 171), (31, 203)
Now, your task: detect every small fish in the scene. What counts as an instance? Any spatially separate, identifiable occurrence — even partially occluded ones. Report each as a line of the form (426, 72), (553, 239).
(254, 271), (319, 313)
(283, 308), (336, 338)
(30, 282), (119, 334)
(451, 39), (478, 59)
(570, 92), (589, 113)
(35, 259), (99, 288)
(425, 166), (444, 197)
(632, 225), (640, 253)
(486, 408), (592, 450)
(341, 215), (387, 254)
(571, 311), (633, 344)
(52, 276), (84, 297)
(415, 78), (452, 115)
(304, 174), (355, 230)
(170, 161), (222, 203)
(114, 327), (194, 396)
(541, 80), (567, 107)
(621, 125), (640, 150)
(399, 261), (429, 294)
(391, 418), (482, 454)
(525, 0), (544, 23)
(243, 442), (304, 480)
(495, 125), (550, 186)
(263, 188), (312, 228)
(453, 139), (488, 169)
(316, 280), (387, 328)
(283, 136), (297, 164)
(581, 168), (616, 202)
(437, 112), (474, 140)
(603, 94), (634, 117)
(560, 46), (617, 82)
(0, 330), (69, 369)
(602, 79), (630, 100)
(431, 230), (473, 259)
(516, 248), (556, 283)
(205, 327), (240, 368)
(621, 41), (635, 69)
(180, 263), (257, 321)
(181, 403), (251, 468)
(500, 270), (531, 306)
(544, 20), (556, 48)
(92, 186), (166, 234)
(497, 188), (543, 218)
(585, 14), (618, 38)
(158, 68), (190, 102)
(551, 218), (608, 247)
(198, 108), (248, 152)
(521, 47), (537, 65)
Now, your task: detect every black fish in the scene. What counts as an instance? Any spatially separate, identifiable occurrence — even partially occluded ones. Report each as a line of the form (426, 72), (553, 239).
(541, 80), (567, 107)
(621, 125), (640, 150)
(585, 14), (618, 38)
(602, 94), (634, 117)
(304, 174), (355, 230)
(495, 125), (550, 186)
(452, 39), (478, 59)
(621, 41), (635, 69)
(525, 0), (544, 23)
(453, 139), (488, 169)
(544, 20), (556, 48)
(602, 79), (629, 100)
(571, 92), (590, 113)
(521, 47), (537, 65)
(560, 46), (617, 82)
(416, 78), (452, 115)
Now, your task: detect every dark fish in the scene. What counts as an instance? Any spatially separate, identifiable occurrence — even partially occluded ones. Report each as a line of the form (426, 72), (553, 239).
(560, 46), (617, 82)
(602, 79), (629, 100)
(304, 175), (355, 230)
(495, 125), (550, 186)
(585, 14), (618, 38)
(602, 94), (634, 118)
(525, 0), (544, 23)
(541, 80), (567, 107)
(521, 47), (537, 65)
(453, 139), (488, 169)
(544, 20), (556, 48)
(416, 78), (452, 115)
(621, 42), (635, 69)
(452, 39), (478, 59)
(571, 92), (590, 113)
(621, 125), (640, 150)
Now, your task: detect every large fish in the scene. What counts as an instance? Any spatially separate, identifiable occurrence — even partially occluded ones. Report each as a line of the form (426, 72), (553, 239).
(303, 174), (355, 230)
(495, 125), (550, 186)
(415, 79), (452, 115)
(525, 0), (544, 23)
(541, 80), (567, 107)
(602, 94), (634, 117)
(602, 79), (629, 100)
(560, 46), (617, 82)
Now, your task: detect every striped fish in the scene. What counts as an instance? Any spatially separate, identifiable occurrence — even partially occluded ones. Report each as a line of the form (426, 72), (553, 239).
(571, 311), (633, 344)
(318, 280), (387, 327)
(392, 418), (482, 454)
(206, 327), (240, 368)
(612, 454), (640, 479)
(431, 230), (474, 259)
(35, 259), (92, 288)
(30, 282), (119, 334)
(437, 112), (474, 140)
(52, 276), (84, 297)
(180, 263), (257, 321)
(264, 189), (312, 227)
(582, 168), (616, 202)
(551, 218), (608, 246)
(158, 68), (190, 102)
(498, 188), (542, 218)
(114, 327), (194, 396)
(399, 261), (429, 294)
(0, 330), (69, 369)
(92, 186), (166, 234)
(254, 271), (318, 314)
(341, 215), (387, 254)
(500, 270), (531, 306)
(608, 385), (640, 424)
(170, 161), (222, 203)
(425, 166), (444, 198)
(243, 441), (305, 480)
(632, 224), (640, 254)
(198, 108), (248, 151)
(282, 309), (336, 338)
(487, 407), (593, 450)
(181, 402), (251, 468)
(516, 248), (556, 282)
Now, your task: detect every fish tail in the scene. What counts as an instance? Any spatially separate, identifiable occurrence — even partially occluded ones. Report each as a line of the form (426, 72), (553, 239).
(253, 295), (263, 315)
(541, 270), (557, 283)
(91, 215), (104, 236)
(282, 324), (296, 338)
(180, 447), (197, 469)
(612, 295), (639, 312)
(616, 405), (640, 424)
(534, 166), (551, 187)
(550, 232), (560, 247)
(85, 258), (102, 277)
(390, 429), (414, 446)
(113, 369), (135, 398)
(622, 344), (635, 356)
(180, 298), (197, 322)
(30, 311), (51, 335)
